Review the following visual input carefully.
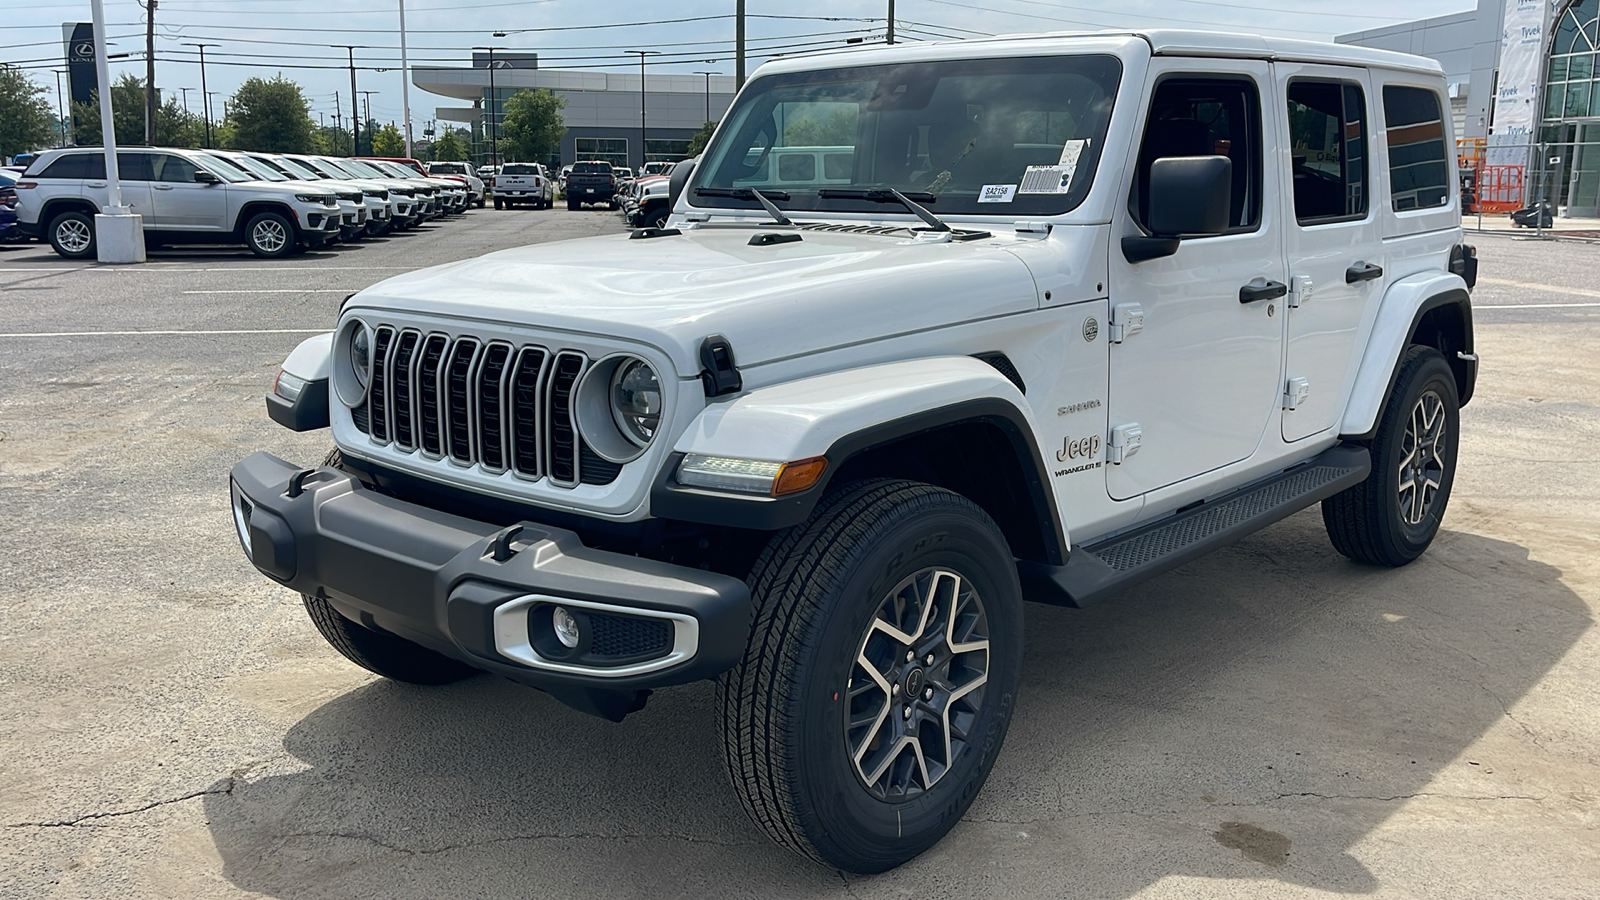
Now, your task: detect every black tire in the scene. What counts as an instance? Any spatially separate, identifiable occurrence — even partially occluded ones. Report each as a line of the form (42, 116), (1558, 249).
(647, 207), (670, 229)
(243, 210), (296, 258)
(717, 480), (1024, 873)
(567, 198), (580, 211)
(1323, 345), (1460, 566)
(477, 195), (486, 208)
(48, 210), (97, 259)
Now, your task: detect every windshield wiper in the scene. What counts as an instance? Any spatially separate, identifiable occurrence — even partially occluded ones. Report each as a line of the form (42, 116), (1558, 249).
(816, 188), (950, 232)
(693, 186), (793, 225)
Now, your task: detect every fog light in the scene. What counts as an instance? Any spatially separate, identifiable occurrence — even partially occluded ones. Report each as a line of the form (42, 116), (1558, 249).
(552, 606), (581, 648)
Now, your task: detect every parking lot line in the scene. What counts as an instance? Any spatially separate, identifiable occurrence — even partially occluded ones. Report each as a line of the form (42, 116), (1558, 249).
(1477, 277), (1600, 299)
(181, 289), (353, 294)
(0, 329), (326, 338)
(1475, 302), (1600, 309)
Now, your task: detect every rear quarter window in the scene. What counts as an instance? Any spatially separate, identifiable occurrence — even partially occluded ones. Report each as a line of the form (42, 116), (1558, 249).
(40, 154), (105, 180)
(1382, 85), (1451, 212)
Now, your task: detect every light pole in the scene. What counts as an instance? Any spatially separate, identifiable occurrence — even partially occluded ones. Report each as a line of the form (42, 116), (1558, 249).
(358, 90), (379, 152)
(177, 86), (192, 114)
(473, 46), (505, 165)
(332, 46), (365, 155)
(693, 71), (720, 124)
(628, 50), (661, 171)
(209, 92), (225, 131)
(181, 42), (218, 148)
(52, 69), (69, 147)
(397, 0), (414, 157)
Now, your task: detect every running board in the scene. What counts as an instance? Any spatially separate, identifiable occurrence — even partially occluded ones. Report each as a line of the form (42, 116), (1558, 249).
(1019, 444), (1371, 608)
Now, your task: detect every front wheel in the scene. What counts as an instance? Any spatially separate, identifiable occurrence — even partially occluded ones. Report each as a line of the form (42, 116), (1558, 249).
(1323, 345), (1460, 566)
(244, 211), (295, 258)
(717, 480), (1023, 873)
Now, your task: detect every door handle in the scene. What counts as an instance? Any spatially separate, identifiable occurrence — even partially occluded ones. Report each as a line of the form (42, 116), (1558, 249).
(87, 181), (107, 188)
(1346, 261), (1384, 283)
(1239, 279), (1288, 303)
(153, 184), (174, 191)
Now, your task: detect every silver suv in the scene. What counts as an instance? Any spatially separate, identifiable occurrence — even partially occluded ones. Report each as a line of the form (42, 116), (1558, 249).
(15, 147), (343, 258)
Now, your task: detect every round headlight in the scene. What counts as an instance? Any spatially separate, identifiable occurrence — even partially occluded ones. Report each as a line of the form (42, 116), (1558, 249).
(611, 360), (661, 447)
(350, 325), (371, 388)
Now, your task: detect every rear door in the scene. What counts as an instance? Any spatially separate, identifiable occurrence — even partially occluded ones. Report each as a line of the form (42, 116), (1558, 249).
(1275, 64), (1387, 442)
(1105, 60), (1287, 500)
(150, 154), (228, 231)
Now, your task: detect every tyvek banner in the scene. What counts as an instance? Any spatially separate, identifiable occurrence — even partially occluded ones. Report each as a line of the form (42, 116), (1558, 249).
(1487, 0), (1553, 167)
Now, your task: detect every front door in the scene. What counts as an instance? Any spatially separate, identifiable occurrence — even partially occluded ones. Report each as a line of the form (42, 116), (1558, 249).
(150, 154), (228, 231)
(1276, 65), (1387, 442)
(1106, 60), (1286, 500)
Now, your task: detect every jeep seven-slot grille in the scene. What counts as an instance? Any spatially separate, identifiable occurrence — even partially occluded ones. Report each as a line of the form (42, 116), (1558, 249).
(355, 329), (619, 487)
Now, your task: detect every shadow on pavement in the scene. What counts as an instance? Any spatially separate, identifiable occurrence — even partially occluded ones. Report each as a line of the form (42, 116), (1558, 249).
(202, 522), (1589, 898)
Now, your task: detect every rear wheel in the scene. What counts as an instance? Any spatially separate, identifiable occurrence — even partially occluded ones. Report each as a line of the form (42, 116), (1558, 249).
(647, 207), (670, 229)
(48, 210), (96, 259)
(244, 211), (295, 258)
(1323, 345), (1460, 566)
(568, 198), (580, 211)
(718, 480), (1023, 873)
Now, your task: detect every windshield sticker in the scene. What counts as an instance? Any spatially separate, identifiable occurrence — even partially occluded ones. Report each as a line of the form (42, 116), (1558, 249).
(978, 184), (1017, 203)
(1059, 139), (1088, 167)
(1020, 165), (1074, 194)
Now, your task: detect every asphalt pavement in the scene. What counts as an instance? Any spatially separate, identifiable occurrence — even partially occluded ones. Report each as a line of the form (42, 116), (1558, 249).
(1, 215), (1596, 899)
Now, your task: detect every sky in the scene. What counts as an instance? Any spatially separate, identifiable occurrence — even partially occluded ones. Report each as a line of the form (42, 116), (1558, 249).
(5, 0), (1478, 133)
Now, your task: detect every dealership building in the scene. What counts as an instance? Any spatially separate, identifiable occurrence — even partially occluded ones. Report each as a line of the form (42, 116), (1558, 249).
(413, 53), (737, 171)
(1338, 0), (1600, 215)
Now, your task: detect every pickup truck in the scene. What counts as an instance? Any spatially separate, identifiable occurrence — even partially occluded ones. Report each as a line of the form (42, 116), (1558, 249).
(492, 163), (552, 210)
(565, 160), (617, 210)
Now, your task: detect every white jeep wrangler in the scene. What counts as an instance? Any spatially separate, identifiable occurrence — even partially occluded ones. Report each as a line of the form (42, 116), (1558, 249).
(232, 30), (1478, 873)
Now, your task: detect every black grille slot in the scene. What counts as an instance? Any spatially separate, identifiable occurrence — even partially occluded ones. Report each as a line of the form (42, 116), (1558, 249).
(390, 331), (420, 450)
(547, 353), (585, 484)
(510, 347), (547, 477)
(586, 613), (672, 661)
(417, 335), (448, 455)
(579, 444), (623, 486)
(352, 402), (370, 434)
(476, 343), (512, 471)
(368, 326), (395, 443)
(445, 339), (478, 463)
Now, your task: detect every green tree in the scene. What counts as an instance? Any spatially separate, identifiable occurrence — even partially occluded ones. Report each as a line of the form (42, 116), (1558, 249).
(371, 123), (405, 157)
(225, 75), (315, 153)
(69, 74), (206, 148)
(432, 128), (468, 161)
(783, 107), (856, 146)
(498, 88), (566, 162)
(0, 66), (56, 159)
(686, 120), (718, 157)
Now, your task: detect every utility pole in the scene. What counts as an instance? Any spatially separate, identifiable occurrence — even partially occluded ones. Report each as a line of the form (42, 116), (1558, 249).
(53, 70), (69, 147)
(144, 0), (157, 144)
(736, 0), (746, 87)
(628, 51), (660, 171)
(359, 90), (378, 152)
(334, 92), (343, 153)
(694, 71), (719, 124)
(398, 0), (414, 158)
(182, 43), (218, 148)
(177, 86), (191, 114)
(887, 0), (895, 44)
(333, 45), (361, 156)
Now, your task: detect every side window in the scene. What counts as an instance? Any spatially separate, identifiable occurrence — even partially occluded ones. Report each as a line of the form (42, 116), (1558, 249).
(1133, 77), (1263, 233)
(116, 152), (156, 182)
(1286, 81), (1368, 223)
(157, 155), (201, 184)
(41, 154), (105, 180)
(1382, 85), (1450, 211)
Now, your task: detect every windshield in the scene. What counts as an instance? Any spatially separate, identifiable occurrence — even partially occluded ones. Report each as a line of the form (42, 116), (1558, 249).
(333, 159), (383, 178)
(268, 156), (327, 180)
(213, 153), (288, 182)
(572, 162), (611, 175)
(429, 163), (466, 175)
(315, 158), (364, 179)
(501, 164), (540, 175)
(192, 155), (250, 184)
(695, 54), (1121, 217)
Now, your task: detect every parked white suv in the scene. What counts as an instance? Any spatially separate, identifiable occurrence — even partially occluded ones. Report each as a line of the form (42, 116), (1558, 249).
(232, 31), (1479, 873)
(17, 147), (343, 258)
(426, 161), (487, 208)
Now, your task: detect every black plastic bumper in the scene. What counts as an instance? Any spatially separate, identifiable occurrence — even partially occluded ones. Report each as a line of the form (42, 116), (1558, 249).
(229, 452), (752, 713)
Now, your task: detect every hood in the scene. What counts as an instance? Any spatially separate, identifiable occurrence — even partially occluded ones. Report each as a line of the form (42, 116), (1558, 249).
(347, 226), (1042, 375)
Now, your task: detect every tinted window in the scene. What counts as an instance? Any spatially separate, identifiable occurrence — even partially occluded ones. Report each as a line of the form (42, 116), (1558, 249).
(572, 162), (612, 174)
(777, 153), (816, 181)
(41, 154), (105, 180)
(501, 164), (541, 175)
(1133, 76), (1263, 232)
(1383, 86), (1450, 211)
(1286, 80), (1367, 222)
(430, 164), (466, 175)
(116, 152), (156, 181)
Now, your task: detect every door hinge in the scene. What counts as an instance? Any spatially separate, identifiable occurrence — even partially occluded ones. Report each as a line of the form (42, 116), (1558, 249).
(1284, 377), (1311, 410)
(1109, 303), (1145, 343)
(1289, 274), (1314, 308)
(1107, 423), (1143, 465)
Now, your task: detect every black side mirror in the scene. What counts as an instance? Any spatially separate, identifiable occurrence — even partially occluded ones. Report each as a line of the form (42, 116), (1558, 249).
(668, 157), (698, 210)
(194, 170), (221, 184)
(1123, 155), (1232, 263)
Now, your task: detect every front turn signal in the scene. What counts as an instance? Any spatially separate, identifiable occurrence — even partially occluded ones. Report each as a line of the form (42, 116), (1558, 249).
(773, 457), (827, 497)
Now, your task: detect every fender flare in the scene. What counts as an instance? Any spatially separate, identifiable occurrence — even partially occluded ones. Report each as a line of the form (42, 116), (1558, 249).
(1340, 272), (1473, 439)
(650, 357), (1067, 563)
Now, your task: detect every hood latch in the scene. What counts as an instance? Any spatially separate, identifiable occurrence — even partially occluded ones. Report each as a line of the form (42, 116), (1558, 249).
(700, 335), (743, 397)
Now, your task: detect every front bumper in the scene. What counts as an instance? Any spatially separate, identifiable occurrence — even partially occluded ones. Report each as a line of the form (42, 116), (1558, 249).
(229, 452), (752, 714)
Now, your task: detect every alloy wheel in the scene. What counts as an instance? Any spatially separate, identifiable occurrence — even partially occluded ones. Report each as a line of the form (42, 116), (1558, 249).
(1397, 388), (1447, 526)
(845, 567), (990, 801)
(252, 219), (288, 254)
(56, 219), (92, 254)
